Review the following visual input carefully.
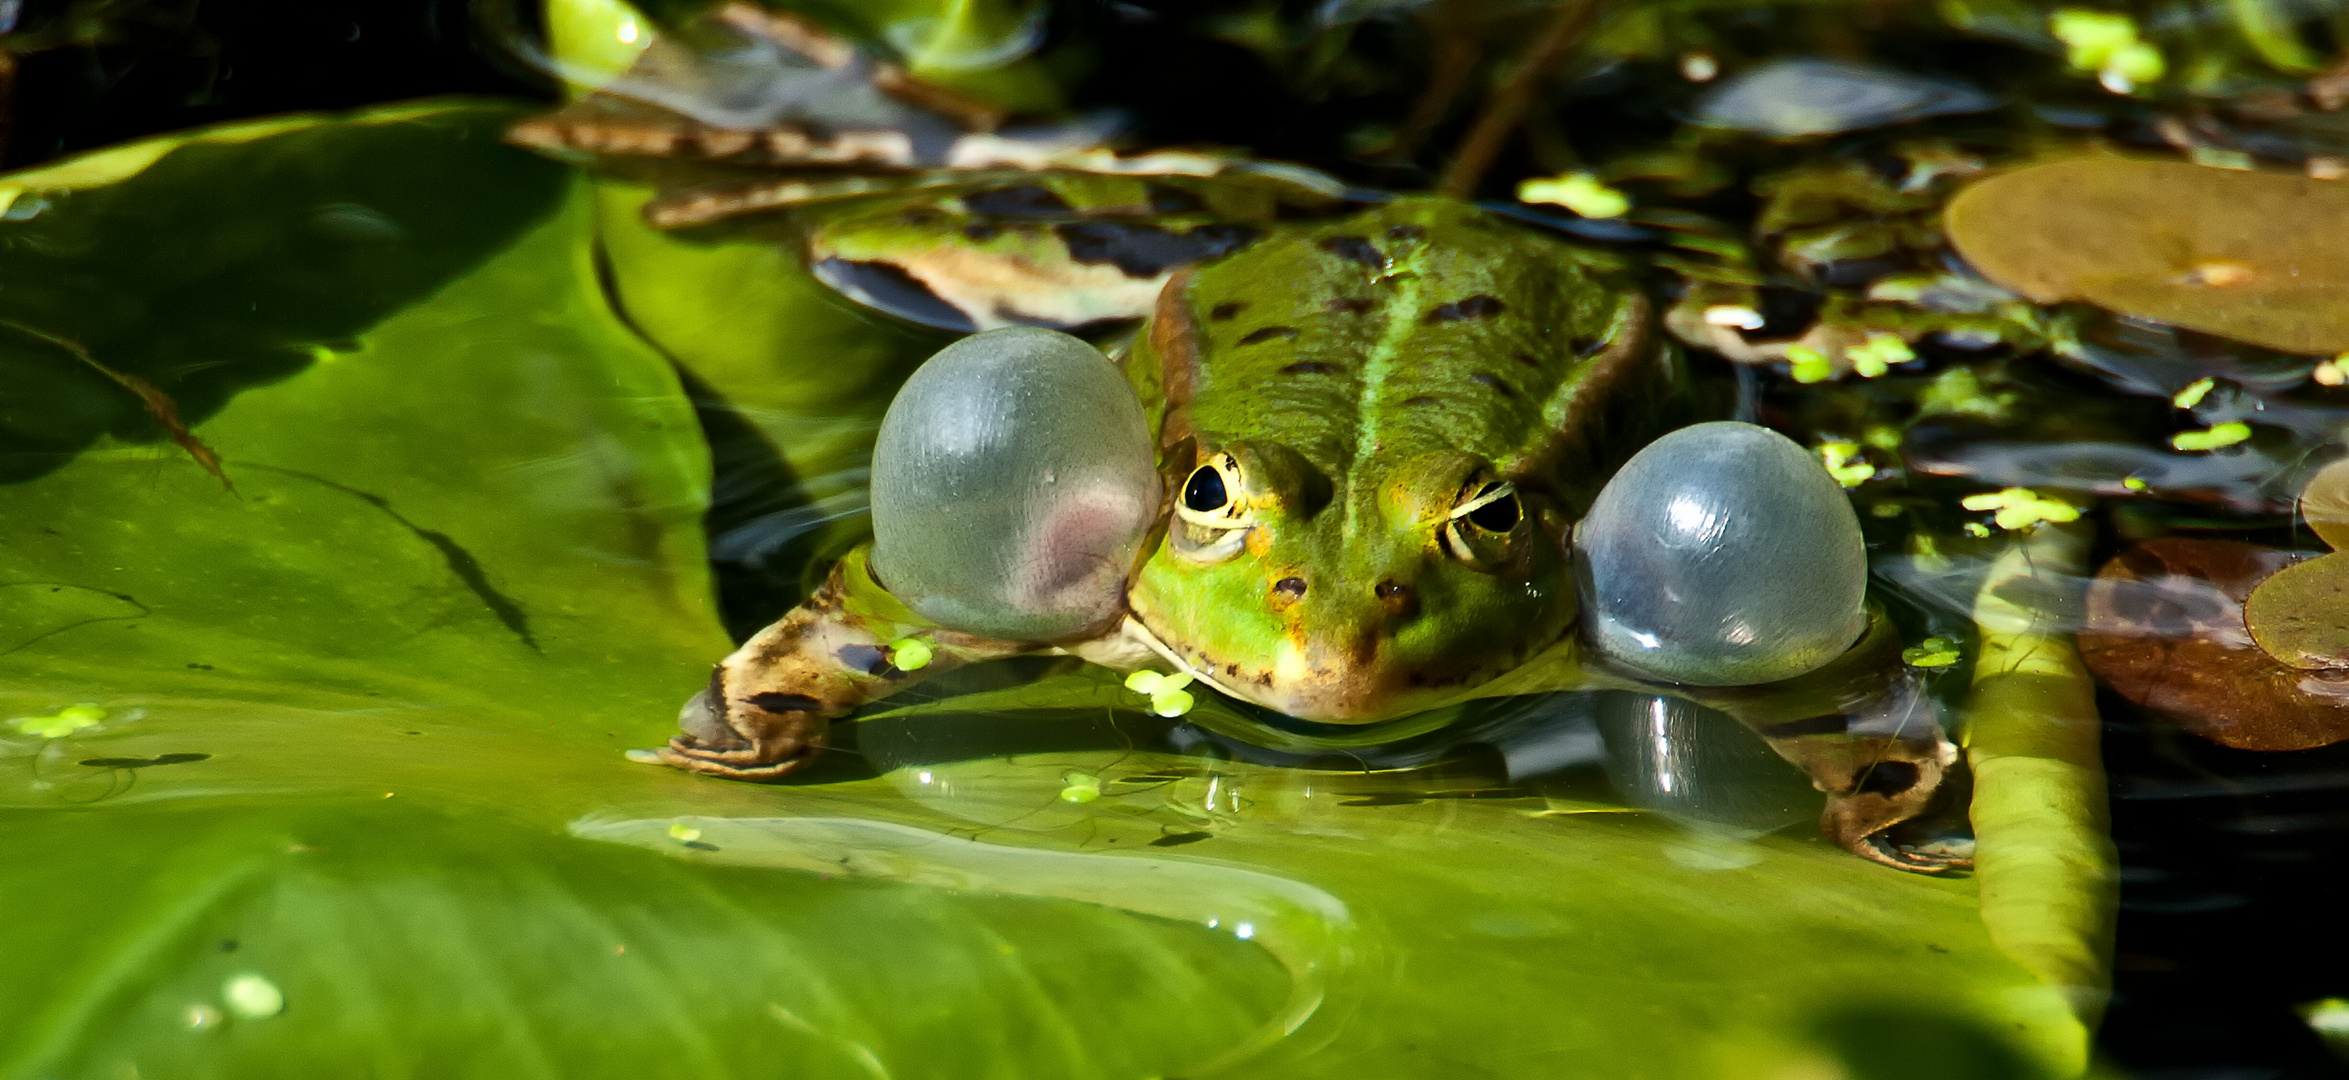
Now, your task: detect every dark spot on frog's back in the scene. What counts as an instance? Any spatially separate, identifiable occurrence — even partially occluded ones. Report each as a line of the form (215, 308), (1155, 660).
(1209, 301), (1247, 321)
(1056, 222), (1261, 278)
(1403, 395), (1441, 407)
(1318, 236), (1384, 271)
(1240, 326), (1299, 346)
(962, 223), (1000, 242)
(1281, 361), (1338, 375)
(1387, 224), (1426, 242)
(1324, 297), (1374, 314)
(812, 257), (978, 333)
(1426, 295), (1505, 324)
(1471, 372), (1515, 397)
(962, 184), (1073, 217)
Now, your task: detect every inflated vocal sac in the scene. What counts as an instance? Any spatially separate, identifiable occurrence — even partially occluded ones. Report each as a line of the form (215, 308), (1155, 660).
(1576, 421), (1869, 686)
(868, 327), (1161, 641)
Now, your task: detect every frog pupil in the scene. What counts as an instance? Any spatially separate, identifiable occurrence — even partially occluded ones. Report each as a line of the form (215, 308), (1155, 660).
(1467, 485), (1520, 532)
(1184, 466), (1229, 512)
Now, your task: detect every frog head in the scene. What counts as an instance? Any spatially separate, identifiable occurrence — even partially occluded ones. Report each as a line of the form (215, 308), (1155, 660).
(1127, 439), (1577, 723)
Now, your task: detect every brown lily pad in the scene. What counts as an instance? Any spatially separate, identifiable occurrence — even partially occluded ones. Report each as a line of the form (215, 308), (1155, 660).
(1946, 158), (2349, 355)
(2246, 459), (2349, 669)
(2077, 537), (2349, 751)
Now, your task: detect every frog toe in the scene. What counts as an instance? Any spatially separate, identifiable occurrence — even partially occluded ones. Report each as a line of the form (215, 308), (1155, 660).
(631, 679), (831, 782)
(1846, 832), (1975, 875)
(643, 733), (824, 782)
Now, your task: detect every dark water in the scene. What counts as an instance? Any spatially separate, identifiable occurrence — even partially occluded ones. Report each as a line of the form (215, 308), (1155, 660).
(14, 1), (2349, 1075)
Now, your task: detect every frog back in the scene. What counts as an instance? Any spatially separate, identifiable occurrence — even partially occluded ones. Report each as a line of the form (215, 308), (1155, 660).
(1128, 197), (1670, 506)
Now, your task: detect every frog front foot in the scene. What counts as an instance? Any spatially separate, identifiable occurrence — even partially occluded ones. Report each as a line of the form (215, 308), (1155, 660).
(1817, 746), (1974, 874)
(634, 551), (1029, 782)
(644, 681), (831, 782)
(633, 562), (915, 783)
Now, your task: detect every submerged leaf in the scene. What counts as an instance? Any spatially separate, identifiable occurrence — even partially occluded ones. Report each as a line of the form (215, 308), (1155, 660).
(2077, 538), (2349, 750)
(1947, 159), (2349, 355)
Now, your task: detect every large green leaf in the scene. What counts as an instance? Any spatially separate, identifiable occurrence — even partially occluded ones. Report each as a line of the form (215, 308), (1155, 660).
(0, 102), (2103, 1077)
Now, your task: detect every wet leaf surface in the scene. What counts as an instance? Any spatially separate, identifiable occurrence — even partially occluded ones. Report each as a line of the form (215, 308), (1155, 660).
(1946, 158), (2349, 355)
(0, 101), (2104, 1078)
(2078, 538), (2349, 750)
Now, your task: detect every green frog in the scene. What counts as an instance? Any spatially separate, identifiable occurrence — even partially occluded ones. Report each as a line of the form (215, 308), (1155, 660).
(514, 5), (1968, 874)
(650, 193), (1963, 873)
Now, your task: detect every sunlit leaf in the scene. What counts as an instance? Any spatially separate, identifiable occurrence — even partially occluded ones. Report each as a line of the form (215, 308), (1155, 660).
(0, 99), (2109, 1078)
(1946, 158), (2349, 355)
(2245, 459), (2349, 671)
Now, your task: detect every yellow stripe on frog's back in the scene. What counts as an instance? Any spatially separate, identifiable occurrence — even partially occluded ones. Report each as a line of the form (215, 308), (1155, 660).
(1164, 197), (1642, 493)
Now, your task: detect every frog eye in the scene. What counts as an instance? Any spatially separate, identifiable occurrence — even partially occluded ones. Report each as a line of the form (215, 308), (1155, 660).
(1171, 452), (1252, 562)
(1455, 481), (1521, 532)
(1442, 480), (1522, 569)
(1183, 464), (1229, 513)
(869, 327), (1160, 640)
(1575, 421), (1867, 686)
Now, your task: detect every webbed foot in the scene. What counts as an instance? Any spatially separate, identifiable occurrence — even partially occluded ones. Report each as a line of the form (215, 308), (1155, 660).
(632, 550), (1033, 783)
(1845, 830), (1975, 875)
(633, 685), (828, 782)
(1820, 752), (1974, 875)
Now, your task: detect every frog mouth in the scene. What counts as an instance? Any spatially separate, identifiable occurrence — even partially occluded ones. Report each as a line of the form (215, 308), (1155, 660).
(1114, 615), (1449, 724)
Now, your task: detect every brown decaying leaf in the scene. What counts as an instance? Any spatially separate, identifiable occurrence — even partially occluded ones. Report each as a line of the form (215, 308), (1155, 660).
(0, 319), (233, 492)
(1946, 158), (2349, 355)
(2078, 538), (2349, 751)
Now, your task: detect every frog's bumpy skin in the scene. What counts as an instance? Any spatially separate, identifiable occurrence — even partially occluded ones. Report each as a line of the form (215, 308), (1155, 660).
(1575, 421), (1869, 686)
(870, 327), (1161, 641)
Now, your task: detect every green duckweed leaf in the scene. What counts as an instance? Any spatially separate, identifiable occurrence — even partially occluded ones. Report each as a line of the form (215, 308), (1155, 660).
(1946, 158), (2349, 355)
(0, 97), (2107, 1078)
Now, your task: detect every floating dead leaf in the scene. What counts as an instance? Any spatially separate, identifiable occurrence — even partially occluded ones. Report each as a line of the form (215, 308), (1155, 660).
(1946, 158), (2349, 355)
(2245, 460), (2349, 670)
(2077, 537), (2349, 751)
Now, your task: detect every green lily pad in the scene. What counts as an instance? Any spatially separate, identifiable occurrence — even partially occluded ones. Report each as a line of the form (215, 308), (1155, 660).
(1945, 158), (2349, 355)
(2246, 459), (2349, 671)
(0, 101), (2106, 1076)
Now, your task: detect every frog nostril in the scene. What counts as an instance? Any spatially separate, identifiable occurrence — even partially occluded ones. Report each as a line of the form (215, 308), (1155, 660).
(1374, 579), (1417, 617)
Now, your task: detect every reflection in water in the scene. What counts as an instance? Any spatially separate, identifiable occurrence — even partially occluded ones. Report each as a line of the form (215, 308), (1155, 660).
(1592, 692), (1821, 836)
(572, 812), (1352, 1073)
